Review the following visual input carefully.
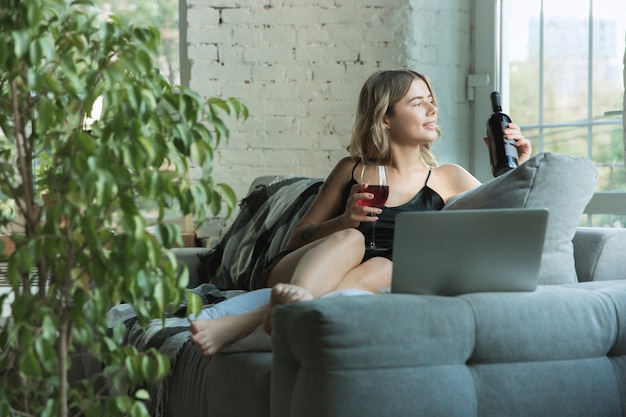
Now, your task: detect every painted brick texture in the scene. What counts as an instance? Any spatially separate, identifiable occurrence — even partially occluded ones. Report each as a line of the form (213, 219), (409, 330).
(183, 0), (472, 235)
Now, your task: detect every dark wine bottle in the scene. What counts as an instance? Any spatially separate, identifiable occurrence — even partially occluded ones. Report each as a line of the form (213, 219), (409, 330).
(486, 91), (518, 177)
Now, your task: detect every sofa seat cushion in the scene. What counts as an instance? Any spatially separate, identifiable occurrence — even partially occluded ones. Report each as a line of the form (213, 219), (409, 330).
(464, 285), (619, 363)
(443, 152), (598, 285)
(271, 282), (626, 417)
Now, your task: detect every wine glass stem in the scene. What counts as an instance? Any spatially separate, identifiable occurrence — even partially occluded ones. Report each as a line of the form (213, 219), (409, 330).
(370, 216), (377, 248)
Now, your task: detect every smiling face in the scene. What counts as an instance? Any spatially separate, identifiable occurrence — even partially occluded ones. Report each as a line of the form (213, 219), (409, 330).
(383, 78), (439, 146)
(347, 69), (441, 166)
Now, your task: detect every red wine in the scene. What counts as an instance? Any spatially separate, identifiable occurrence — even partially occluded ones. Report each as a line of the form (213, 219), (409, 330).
(360, 185), (389, 207)
(486, 91), (518, 177)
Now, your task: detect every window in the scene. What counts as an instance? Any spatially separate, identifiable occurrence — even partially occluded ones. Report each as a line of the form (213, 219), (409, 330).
(472, 0), (625, 227)
(93, 0), (180, 85)
(1, 1), (188, 251)
(91, 0), (192, 237)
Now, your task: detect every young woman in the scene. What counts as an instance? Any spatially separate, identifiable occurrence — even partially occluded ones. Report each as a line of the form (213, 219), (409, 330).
(190, 69), (532, 355)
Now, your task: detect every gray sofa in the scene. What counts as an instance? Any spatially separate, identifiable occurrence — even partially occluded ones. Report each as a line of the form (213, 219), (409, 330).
(158, 153), (626, 417)
(165, 228), (626, 417)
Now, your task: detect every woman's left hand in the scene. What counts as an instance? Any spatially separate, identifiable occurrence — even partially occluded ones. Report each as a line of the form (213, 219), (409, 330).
(504, 123), (532, 164)
(482, 123), (532, 165)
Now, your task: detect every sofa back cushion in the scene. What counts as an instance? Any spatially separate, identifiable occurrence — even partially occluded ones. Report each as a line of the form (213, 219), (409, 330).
(443, 152), (598, 284)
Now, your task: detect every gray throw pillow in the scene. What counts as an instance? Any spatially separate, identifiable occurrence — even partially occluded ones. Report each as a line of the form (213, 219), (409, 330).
(443, 152), (598, 285)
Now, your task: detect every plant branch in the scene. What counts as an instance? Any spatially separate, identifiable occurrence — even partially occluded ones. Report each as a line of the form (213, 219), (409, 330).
(10, 81), (35, 234)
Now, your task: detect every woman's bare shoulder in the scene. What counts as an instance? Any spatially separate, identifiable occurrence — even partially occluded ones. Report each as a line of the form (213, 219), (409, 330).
(325, 156), (359, 185)
(433, 163), (473, 176)
(334, 156), (359, 174)
(432, 163), (481, 195)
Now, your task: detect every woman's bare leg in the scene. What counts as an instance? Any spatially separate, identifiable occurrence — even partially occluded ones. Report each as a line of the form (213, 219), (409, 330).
(262, 257), (391, 333)
(332, 256), (393, 293)
(270, 282), (314, 304)
(267, 228), (366, 296)
(190, 305), (268, 356)
(262, 283), (314, 334)
(191, 229), (367, 355)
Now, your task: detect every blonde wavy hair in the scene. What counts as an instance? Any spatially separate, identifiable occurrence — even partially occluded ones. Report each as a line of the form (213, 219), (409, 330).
(347, 69), (440, 167)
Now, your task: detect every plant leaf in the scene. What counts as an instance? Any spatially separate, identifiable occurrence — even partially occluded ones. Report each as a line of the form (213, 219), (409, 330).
(186, 291), (203, 319)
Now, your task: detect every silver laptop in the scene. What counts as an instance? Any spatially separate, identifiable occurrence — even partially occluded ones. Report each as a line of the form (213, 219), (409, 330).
(391, 208), (549, 296)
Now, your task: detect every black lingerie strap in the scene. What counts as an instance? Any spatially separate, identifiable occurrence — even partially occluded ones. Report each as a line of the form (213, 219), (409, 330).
(351, 160), (360, 181)
(424, 167), (433, 186)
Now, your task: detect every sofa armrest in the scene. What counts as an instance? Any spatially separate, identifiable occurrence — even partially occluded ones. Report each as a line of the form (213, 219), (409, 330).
(171, 247), (210, 288)
(573, 227), (626, 282)
(270, 294), (475, 417)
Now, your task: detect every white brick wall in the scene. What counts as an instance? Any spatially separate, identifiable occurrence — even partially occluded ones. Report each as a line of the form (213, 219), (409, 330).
(183, 0), (473, 237)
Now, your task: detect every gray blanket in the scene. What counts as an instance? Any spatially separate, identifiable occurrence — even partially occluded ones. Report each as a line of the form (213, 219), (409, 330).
(197, 176), (324, 290)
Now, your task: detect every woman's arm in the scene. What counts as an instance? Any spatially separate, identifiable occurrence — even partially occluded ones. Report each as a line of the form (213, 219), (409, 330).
(284, 157), (370, 250)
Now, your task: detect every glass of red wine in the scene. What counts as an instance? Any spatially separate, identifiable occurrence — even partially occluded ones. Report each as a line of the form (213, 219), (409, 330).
(359, 164), (389, 251)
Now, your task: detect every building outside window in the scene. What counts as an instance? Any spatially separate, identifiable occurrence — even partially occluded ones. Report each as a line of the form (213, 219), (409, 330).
(505, 0), (625, 227)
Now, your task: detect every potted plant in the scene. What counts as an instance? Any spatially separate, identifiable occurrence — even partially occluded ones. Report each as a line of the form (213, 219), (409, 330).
(0, 0), (247, 415)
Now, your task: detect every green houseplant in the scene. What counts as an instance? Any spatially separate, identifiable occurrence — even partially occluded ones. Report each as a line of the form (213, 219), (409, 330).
(0, 0), (247, 415)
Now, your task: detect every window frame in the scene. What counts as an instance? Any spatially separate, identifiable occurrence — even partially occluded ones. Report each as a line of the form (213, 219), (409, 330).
(471, 0), (626, 218)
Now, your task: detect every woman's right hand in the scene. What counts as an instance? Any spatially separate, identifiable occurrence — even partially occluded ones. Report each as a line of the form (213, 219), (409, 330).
(343, 182), (381, 226)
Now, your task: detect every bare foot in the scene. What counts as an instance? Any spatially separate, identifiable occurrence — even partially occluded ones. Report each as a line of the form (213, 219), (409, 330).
(190, 308), (266, 356)
(263, 283), (314, 334)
